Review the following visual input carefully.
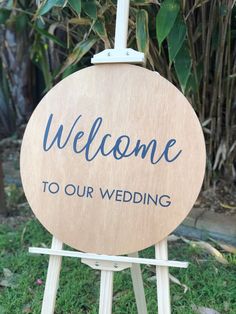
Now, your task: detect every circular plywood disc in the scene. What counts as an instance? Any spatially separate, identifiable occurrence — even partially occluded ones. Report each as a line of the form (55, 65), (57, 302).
(20, 64), (205, 255)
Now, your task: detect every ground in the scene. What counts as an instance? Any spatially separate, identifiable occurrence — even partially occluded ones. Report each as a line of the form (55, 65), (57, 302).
(0, 138), (236, 313)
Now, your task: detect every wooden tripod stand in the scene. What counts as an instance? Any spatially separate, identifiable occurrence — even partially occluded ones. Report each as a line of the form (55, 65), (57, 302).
(29, 236), (188, 313)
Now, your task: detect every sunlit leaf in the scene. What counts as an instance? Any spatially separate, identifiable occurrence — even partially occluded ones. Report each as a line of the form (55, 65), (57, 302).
(156, 0), (180, 47)
(37, 0), (65, 16)
(69, 17), (91, 25)
(136, 9), (149, 54)
(62, 64), (80, 79)
(92, 19), (110, 48)
(169, 274), (189, 293)
(68, 0), (81, 14)
(57, 37), (97, 77)
(167, 13), (186, 63)
(181, 237), (229, 265)
(174, 41), (192, 92)
(210, 238), (236, 254)
(82, 0), (97, 20)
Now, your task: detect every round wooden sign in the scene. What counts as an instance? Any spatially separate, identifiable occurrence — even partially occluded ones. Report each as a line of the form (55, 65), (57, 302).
(20, 64), (205, 255)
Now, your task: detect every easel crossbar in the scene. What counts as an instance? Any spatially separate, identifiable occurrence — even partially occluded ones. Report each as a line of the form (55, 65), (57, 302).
(29, 247), (188, 268)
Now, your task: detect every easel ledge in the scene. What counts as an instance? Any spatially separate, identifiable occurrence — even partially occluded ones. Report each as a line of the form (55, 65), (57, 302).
(29, 246), (188, 269)
(29, 237), (188, 314)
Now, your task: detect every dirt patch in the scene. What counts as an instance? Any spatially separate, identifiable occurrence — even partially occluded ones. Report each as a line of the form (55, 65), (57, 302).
(195, 181), (236, 216)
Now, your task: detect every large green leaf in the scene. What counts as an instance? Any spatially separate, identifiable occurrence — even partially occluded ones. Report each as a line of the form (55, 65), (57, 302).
(82, 0), (97, 20)
(167, 13), (186, 64)
(185, 64), (203, 94)
(15, 14), (28, 33)
(68, 0), (81, 14)
(156, 0), (180, 47)
(37, 0), (65, 16)
(0, 9), (10, 24)
(57, 37), (97, 77)
(92, 19), (110, 48)
(34, 25), (67, 48)
(136, 9), (149, 54)
(31, 40), (52, 90)
(174, 41), (192, 93)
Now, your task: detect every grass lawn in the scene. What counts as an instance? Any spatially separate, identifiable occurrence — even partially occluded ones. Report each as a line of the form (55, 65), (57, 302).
(0, 217), (236, 314)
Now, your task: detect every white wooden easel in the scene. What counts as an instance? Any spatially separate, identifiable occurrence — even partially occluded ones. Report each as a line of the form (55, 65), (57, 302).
(29, 1), (188, 313)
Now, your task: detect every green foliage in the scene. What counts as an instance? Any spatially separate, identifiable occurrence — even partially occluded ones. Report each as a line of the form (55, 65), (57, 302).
(58, 37), (97, 76)
(68, 0), (82, 14)
(82, 0), (97, 20)
(174, 40), (192, 92)
(167, 13), (186, 63)
(92, 18), (110, 48)
(37, 0), (65, 16)
(156, 0), (180, 47)
(136, 9), (149, 54)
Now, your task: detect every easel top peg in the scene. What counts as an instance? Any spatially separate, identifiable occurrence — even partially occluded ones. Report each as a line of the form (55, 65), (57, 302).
(91, 48), (145, 64)
(91, 0), (145, 65)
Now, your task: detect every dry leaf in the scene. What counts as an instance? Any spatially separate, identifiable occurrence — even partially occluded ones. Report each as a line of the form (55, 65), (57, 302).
(181, 238), (228, 265)
(223, 301), (230, 312)
(0, 268), (19, 288)
(180, 236), (191, 244)
(219, 202), (236, 210)
(167, 234), (180, 242)
(196, 241), (228, 264)
(23, 304), (32, 313)
(192, 304), (221, 314)
(147, 275), (156, 282)
(148, 274), (189, 294)
(169, 274), (189, 293)
(209, 238), (236, 254)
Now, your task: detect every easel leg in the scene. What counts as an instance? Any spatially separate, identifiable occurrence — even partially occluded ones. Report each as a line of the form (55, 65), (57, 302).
(99, 270), (114, 314)
(155, 238), (171, 314)
(129, 252), (147, 314)
(41, 237), (63, 314)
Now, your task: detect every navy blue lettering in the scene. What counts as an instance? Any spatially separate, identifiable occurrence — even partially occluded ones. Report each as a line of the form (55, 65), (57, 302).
(73, 131), (84, 153)
(159, 195), (171, 207)
(43, 114), (82, 151)
(115, 190), (123, 201)
(87, 186), (94, 198)
(42, 114), (182, 165)
(147, 193), (158, 205)
(123, 191), (132, 202)
(100, 188), (115, 200)
(133, 192), (142, 204)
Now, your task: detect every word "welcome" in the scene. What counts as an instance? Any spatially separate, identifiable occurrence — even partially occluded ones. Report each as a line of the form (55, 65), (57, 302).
(43, 114), (182, 165)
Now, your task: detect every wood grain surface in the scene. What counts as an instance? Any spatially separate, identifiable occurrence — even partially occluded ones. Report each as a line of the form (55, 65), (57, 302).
(20, 64), (206, 255)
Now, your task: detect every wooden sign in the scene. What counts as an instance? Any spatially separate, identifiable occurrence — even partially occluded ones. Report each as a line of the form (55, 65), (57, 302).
(20, 64), (205, 255)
